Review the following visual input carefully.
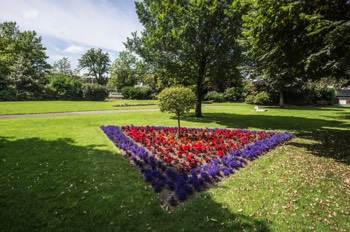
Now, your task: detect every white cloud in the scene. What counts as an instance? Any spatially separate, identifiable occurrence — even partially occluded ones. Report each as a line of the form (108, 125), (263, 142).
(0, 0), (143, 52)
(64, 45), (84, 53)
(23, 9), (39, 19)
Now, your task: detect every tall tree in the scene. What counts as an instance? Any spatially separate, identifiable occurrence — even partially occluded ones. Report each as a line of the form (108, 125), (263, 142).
(52, 57), (73, 76)
(302, 0), (350, 81)
(0, 21), (50, 99)
(78, 48), (110, 85)
(242, 0), (310, 107)
(242, 0), (350, 107)
(126, 0), (244, 117)
(108, 51), (141, 90)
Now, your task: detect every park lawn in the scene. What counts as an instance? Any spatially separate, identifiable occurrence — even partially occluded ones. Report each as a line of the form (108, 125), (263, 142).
(0, 99), (158, 115)
(0, 103), (349, 231)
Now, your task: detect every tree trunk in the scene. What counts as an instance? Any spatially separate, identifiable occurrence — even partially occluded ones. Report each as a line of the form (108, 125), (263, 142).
(195, 61), (206, 117)
(195, 91), (203, 117)
(177, 114), (181, 138)
(279, 89), (285, 108)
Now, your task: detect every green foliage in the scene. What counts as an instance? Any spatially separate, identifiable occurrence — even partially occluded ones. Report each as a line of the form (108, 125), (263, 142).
(302, 1), (350, 80)
(253, 91), (270, 105)
(82, 83), (109, 101)
(309, 87), (335, 106)
(0, 21), (50, 100)
(242, 0), (309, 107)
(121, 86), (154, 100)
(245, 94), (255, 104)
(48, 74), (83, 100)
(78, 48), (110, 85)
(223, 87), (242, 101)
(126, 0), (244, 116)
(158, 86), (196, 136)
(242, 81), (256, 99)
(204, 91), (225, 102)
(158, 86), (196, 116)
(52, 57), (73, 76)
(108, 51), (141, 90)
(242, 0), (350, 107)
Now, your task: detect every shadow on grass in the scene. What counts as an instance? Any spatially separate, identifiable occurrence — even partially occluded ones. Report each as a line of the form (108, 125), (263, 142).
(0, 137), (270, 231)
(263, 106), (347, 112)
(181, 113), (350, 165)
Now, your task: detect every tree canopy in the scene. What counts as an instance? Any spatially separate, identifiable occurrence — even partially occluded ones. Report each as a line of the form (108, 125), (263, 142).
(78, 48), (110, 85)
(52, 57), (73, 76)
(126, 0), (244, 116)
(0, 21), (50, 100)
(158, 86), (196, 137)
(242, 0), (350, 107)
(108, 51), (144, 90)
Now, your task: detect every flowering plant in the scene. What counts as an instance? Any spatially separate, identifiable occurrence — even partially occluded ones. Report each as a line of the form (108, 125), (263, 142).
(101, 125), (293, 207)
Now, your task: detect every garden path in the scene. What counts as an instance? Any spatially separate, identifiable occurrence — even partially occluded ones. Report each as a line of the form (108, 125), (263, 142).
(0, 108), (159, 119)
(0, 106), (222, 119)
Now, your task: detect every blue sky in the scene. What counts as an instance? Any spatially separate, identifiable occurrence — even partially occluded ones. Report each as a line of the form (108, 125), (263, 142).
(0, 0), (143, 68)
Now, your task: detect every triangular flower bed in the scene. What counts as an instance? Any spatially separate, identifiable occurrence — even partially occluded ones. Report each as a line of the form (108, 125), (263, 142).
(101, 125), (293, 209)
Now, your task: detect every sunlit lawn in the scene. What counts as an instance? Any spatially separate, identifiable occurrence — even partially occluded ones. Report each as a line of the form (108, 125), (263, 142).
(0, 99), (158, 115)
(0, 102), (349, 231)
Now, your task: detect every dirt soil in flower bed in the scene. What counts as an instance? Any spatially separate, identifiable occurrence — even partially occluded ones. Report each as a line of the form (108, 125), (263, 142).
(101, 125), (293, 210)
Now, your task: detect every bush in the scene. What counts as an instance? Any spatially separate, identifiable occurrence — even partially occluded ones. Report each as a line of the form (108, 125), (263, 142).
(245, 95), (255, 104)
(309, 87), (335, 105)
(223, 87), (242, 101)
(82, 83), (109, 101)
(204, 91), (225, 102)
(158, 86), (196, 137)
(49, 74), (83, 100)
(242, 81), (256, 99)
(0, 89), (18, 101)
(253, 91), (270, 105)
(121, 86), (154, 99)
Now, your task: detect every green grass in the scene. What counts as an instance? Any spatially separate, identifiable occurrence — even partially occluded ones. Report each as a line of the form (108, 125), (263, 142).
(0, 99), (158, 115)
(0, 103), (349, 231)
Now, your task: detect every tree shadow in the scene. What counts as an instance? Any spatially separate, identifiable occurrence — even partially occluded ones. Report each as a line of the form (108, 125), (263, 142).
(263, 106), (347, 112)
(0, 136), (270, 231)
(181, 113), (350, 164)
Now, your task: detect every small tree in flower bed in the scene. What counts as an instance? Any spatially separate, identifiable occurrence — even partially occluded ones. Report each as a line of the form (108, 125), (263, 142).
(158, 86), (196, 138)
(101, 125), (294, 208)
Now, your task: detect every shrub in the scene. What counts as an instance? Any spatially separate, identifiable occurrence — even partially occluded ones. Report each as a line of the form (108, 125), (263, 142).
(245, 94), (255, 104)
(121, 86), (154, 99)
(309, 87), (335, 105)
(82, 83), (109, 101)
(223, 87), (242, 101)
(49, 74), (83, 100)
(204, 91), (225, 102)
(242, 81), (256, 99)
(253, 91), (270, 105)
(158, 86), (196, 137)
(0, 89), (17, 101)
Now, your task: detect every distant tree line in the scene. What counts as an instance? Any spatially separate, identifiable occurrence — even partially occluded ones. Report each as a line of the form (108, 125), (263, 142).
(0, 22), (110, 101)
(1, 0), (349, 108)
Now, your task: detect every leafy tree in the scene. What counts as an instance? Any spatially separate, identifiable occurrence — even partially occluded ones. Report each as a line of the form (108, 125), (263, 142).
(0, 21), (50, 100)
(108, 51), (141, 90)
(82, 83), (109, 101)
(78, 48), (110, 85)
(52, 57), (73, 76)
(158, 86), (196, 138)
(126, 0), (244, 116)
(242, 0), (350, 107)
(242, 0), (310, 107)
(302, 0), (350, 80)
(48, 73), (83, 100)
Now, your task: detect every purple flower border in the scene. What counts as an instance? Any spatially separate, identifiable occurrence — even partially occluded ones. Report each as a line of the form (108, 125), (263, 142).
(101, 125), (293, 205)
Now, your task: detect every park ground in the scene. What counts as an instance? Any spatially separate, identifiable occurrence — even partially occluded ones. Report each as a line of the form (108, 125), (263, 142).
(0, 100), (349, 231)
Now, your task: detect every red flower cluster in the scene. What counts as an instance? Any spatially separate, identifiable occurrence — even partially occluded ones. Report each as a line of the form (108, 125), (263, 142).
(122, 125), (271, 172)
